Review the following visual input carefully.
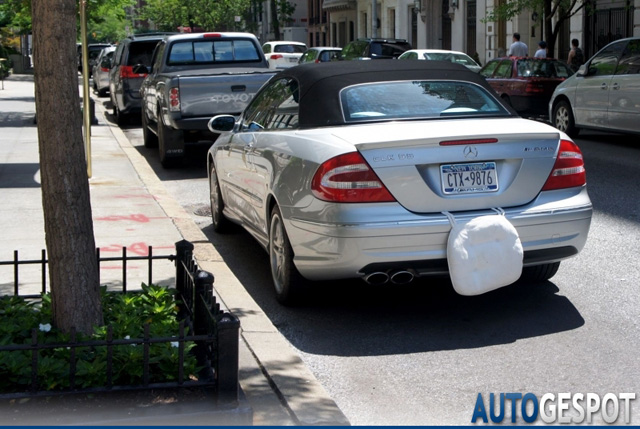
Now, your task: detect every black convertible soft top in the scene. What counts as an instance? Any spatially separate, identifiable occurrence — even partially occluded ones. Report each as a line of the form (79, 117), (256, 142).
(271, 60), (502, 129)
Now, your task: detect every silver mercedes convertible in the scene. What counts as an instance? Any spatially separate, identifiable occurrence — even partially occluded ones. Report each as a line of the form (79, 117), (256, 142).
(207, 60), (592, 304)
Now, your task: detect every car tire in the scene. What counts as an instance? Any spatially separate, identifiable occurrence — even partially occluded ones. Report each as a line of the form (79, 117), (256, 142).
(552, 100), (580, 138)
(141, 110), (158, 148)
(501, 94), (512, 107)
(157, 111), (182, 168)
(521, 262), (561, 282)
(209, 162), (232, 233)
(269, 205), (306, 305)
(112, 100), (128, 126)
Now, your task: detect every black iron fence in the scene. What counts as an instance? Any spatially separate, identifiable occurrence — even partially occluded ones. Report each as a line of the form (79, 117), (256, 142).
(0, 239), (240, 403)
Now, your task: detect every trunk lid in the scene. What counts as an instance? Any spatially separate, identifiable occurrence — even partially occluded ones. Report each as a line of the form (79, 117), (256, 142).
(332, 118), (562, 213)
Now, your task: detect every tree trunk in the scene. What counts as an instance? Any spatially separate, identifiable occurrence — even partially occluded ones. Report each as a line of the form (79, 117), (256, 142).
(270, 0), (280, 40)
(32, 0), (103, 334)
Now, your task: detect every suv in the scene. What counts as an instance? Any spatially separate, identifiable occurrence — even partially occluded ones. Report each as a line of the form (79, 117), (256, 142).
(341, 38), (411, 60)
(109, 33), (175, 125)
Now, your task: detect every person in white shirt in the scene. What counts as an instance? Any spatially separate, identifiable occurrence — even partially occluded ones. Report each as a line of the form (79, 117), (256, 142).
(507, 33), (528, 57)
(534, 41), (547, 58)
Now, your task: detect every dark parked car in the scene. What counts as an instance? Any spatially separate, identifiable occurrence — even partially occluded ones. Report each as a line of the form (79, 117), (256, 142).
(298, 47), (342, 64)
(341, 38), (411, 60)
(479, 57), (574, 117)
(78, 43), (112, 75)
(109, 33), (175, 125)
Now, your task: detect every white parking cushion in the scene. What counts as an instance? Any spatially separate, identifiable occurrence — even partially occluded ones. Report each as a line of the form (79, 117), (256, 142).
(446, 214), (523, 296)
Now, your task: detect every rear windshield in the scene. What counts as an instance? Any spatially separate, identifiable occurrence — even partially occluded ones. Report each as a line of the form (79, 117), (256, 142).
(127, 40), (161, 66)
(168, 39), (261, 64)
(273, 44), (307, 54)
(370, 42), (411, 58)
(340, 80), (508, 122)
(425, 52), (477, 67)
(516, 59), (574, 78)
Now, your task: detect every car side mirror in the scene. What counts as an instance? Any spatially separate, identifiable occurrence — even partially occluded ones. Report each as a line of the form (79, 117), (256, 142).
(208, 115), (236, 133)
(132, 64), (149, 74)
(575, 65), (587, 77)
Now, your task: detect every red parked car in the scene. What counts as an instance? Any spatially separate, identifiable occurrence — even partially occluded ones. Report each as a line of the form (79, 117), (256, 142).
(479, 57), (574, 118)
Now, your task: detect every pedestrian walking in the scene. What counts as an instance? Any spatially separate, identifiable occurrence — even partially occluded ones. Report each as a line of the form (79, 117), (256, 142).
(534, 41), (547, 58)
(507, 33), (528, 57)
(567, 38), (584, 71)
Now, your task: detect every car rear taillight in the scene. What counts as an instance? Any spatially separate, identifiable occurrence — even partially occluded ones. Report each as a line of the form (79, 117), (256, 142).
(100, 67), (109, 72)
(169, 87), (180, 112)
(542, 140), (586, 191)
(525, 81), (545, 93)
(271, 54), (283, 60)
(120, 65), (146, 79)
(311, 152), (395, 203)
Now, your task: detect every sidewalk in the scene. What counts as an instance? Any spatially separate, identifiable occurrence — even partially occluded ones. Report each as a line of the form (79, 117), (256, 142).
(0, 74), (350, 426)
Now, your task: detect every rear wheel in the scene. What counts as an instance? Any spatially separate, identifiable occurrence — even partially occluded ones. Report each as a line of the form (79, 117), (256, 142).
(553, 100), (579, 138)
(269, 206), (306, 305)
(209, 162), (231, 232)
(142, 110), (158, 148)
(521, 262), (561, 282)
(157, 111), (183, 168)
(112, 99), (128, 126)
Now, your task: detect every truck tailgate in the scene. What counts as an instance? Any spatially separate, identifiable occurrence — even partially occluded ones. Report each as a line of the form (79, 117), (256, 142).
(178, 71), (275, 118)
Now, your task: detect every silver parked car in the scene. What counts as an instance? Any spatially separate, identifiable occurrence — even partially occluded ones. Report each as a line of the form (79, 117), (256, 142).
(92, 45), (116, 97)
(549, 37), (640, 137)
(207, 61), (592, 304)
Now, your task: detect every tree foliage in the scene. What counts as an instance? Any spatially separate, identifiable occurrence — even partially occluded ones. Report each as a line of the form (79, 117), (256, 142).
(140, 0), (251, 32)
(270, 0), (296, 40)
(484, 0), (593, 58)
(0, 0), (134, 42)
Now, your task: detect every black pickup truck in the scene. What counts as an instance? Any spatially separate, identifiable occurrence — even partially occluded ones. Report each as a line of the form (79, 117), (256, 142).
(139, 32), (276, 167)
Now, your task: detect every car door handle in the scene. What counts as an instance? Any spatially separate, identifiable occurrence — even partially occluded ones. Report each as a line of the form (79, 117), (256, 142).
(601, 83), (608, 90)
(611, 83), (620, 90)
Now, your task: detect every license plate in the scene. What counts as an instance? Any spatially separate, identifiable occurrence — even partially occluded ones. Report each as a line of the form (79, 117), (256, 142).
(288, 57), (298, 62)
(441, 162), (499, 194)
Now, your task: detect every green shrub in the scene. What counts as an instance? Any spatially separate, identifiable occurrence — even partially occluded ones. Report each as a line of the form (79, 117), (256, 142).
(0, 285), (200, 392)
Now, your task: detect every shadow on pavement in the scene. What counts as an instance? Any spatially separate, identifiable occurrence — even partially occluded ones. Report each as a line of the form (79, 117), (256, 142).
(200, 224), (585, 358)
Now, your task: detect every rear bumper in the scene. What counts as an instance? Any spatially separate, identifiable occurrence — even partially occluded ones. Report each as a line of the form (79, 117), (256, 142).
(284, 187), (592, 280)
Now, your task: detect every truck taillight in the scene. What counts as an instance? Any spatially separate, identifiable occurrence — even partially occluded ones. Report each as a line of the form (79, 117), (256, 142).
(169, 87), (180, 112)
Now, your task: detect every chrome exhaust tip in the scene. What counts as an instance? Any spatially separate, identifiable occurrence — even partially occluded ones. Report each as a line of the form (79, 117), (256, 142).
(363, 272), (389, 285)
(389, 270), (415, 285)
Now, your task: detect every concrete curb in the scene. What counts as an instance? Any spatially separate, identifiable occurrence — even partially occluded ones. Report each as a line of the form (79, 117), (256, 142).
(96, 101), (350, 426)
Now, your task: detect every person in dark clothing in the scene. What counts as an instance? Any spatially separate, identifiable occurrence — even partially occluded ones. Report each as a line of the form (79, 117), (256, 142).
(568, 39), (584, 71)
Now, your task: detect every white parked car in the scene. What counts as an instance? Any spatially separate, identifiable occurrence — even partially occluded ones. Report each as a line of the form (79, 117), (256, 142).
(262, 41), (308, 69)
(549, 37), (640, 137)
(207, 61), (592, 305)
(398, 49), (482, 72)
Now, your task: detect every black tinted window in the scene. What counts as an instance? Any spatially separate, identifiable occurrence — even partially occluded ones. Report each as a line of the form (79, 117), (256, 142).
(615, 40), (640, 75)
(589, 42), (625, 76)
(127, 40), (161, 66)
